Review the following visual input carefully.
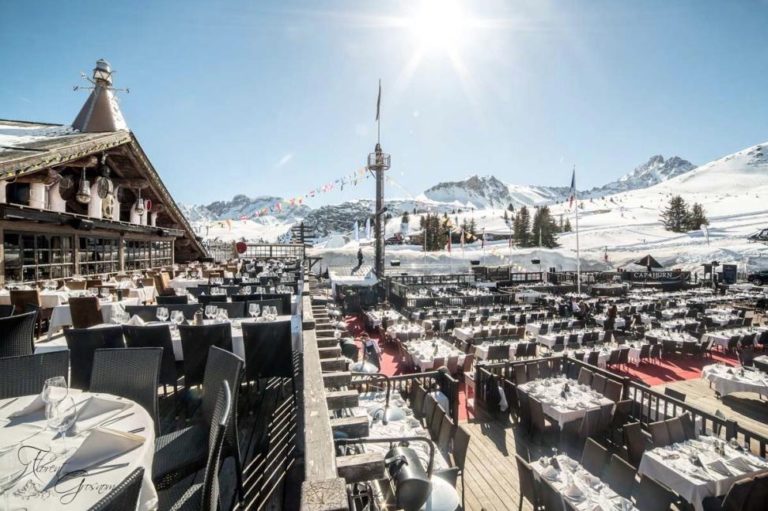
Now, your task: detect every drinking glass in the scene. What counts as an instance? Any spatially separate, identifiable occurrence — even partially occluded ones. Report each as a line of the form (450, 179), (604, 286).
(88, 287), (98, 297)
(216, 308), (229, 322)
(170, 310), (185, 330)
(205, 305), (217, 320)
(271, 306), (279, 319)
(156, 307), (169, 322)
(0, 445), (26, 511)
(48, 397), (78, 455)
(42, 376), (68, 408)
(249, 304), (260, 319)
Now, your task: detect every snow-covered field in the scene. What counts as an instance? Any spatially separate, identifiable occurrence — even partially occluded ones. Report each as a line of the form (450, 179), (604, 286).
(198, 141), (768, 274)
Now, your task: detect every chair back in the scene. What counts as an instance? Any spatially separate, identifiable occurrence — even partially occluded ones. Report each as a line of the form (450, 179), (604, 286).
(429, 406), (445, 440)
(540, 478), (565, 511)
(122, 324), (178, 387)
(0, 304), (15, 317)
(633, 475), (675, 511)
(87, 467), (144, 511)
(623, 421), (646, 467)
(649, 420), (671, 448)
(10, 289), (41, 313)
(411, 384), (427, 418)
(202, 382), (232, 511)
(207, 301), (246, 319)
(528, 396), (548, 432)
(69, 296), (103, 329)
(201, 347), (244, 463)
(178, 323), (233, 387)
(604, 454), (635, 499)
(591, 373), (606, 395)
(0, 310), (37, 357)
(514, 364), (528, 385)
(666, 417), (686, 444)
(156, 295), (189, 305)
(515, 454), (540, 509)
(0, 351), (69, 399)
(64, 326), (125, 389)
(437, 415), (454, 455)
(603, 379), (623, 402)
(67, 280), (87, 291)
(423, 395), (437, 426)
(90, 348), (162, 434)
(452, 425), (470, 470)
(581, 437), (610, 477)
(241, 320), (293, 381)
(527, 362), (540, 381)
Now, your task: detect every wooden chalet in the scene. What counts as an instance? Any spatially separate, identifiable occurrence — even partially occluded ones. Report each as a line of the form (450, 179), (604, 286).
(0, 59), (206, 285)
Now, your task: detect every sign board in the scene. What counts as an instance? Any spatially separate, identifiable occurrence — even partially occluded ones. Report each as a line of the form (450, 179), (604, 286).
(721, 264), (737, 284)
(621, 271), (690, 282)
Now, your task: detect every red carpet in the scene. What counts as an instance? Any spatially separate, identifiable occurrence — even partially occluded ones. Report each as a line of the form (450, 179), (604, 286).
(346, 314), (742, 419)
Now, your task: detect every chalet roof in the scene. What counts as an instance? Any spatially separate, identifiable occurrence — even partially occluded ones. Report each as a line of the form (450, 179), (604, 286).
(0, 119), (207, 260)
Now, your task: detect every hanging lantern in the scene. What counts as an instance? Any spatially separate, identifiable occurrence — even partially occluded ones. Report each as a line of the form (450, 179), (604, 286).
(134, 188), (145, 215)
(75, 168), (91, 204)
(96, 155), (114, 199)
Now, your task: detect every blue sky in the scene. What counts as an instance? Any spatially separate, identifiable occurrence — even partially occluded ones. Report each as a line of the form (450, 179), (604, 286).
(2, 0), (767, 206)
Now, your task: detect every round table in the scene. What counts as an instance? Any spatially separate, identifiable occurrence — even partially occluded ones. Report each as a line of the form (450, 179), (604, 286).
(0, 391), (156, 511)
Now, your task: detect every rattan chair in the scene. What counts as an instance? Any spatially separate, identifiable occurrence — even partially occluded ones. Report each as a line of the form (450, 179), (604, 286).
(122, 324), (179, 394)
(241, 320), (293, 386)
(69, 296), (103, 329)
(87, 467), (144, 511)
(156, 295), (189, 305)
(604, 454), (636, 499)
(0, 304), (14, 317)
(157, 381), (231, 511)
(9, 289), (50, 338)
(451, 425), (470, 511)
(0, 310), (37, 357)
(178, 323), (233, 388)
(0, 350), (69, 399)
(90, 348), (162, 434)
(154, 347), (245, 501)
(64, 326), (125, 389)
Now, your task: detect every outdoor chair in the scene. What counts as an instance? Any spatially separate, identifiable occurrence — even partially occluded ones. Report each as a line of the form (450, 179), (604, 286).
(623, 421), (647, 467)
(0, 351), (69, 400)
(90, 348), (162, 434)
(122, 324), (180, 395)
(663, 387), (686, 402)
(156, 382), (232, 511)
(0, 310), (37, 357)
(577, 367), (593, 386)
(69, 296), (103, 329)
(527, 362), (539, 381)
(603, 379), (623, 402)
(515, 454), (541, 511)
(450, 425), (470, 510)
(64, 326), (126, 389)
(437, 415), (455, 456)
(540, 477), (565, 511)
(649, 420), (672, 448)
(88, 467), (144, 511)
(0, 304), (14, 317)
(632, 475), (676, 511)
(591, 373), (606, 395)
(178, 323), (233, 388)
(581, 437), (610, 477)
(156, 295), (189, 305)
(604, 454), (636, 499)
(587, 351), (600, 367)
(529, 396), (558, 442)
(10, 289), (51, 338)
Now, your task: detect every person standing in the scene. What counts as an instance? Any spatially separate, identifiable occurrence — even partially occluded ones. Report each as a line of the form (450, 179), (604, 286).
(357, 247), (364, 268)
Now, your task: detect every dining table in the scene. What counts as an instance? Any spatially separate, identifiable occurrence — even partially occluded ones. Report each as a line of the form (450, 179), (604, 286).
(0, 391), (157, 511)
(701, 364), (768, 398)
(701, 327), (767, 350)
(531, 453), (637, 510)
(406, 339), (465, 371)
(638, 435), (768, 511)
(536, 329), (603, 349)
(518, 377), (614, 428)
(47, 298), (141, 340)
(0, 289), (69, 309)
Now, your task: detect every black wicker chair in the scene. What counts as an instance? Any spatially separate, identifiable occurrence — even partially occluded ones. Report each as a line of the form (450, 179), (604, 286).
(153, 347), (244, 500)
(0, 350), (70, 399)
(156, 381), (232, 511)
(0, 304), (14, 317)
(87, 467), (144, 511)
(122, 324), (180, 394)
(0, 310), (37, 357)
(178, 323), (233, 388)
(260, 293), (291, 315)
(64, 326), (126, 389)
(157, 295), (189, 305)
(241, 320), (294, 387)
(90, 348), (162, 434)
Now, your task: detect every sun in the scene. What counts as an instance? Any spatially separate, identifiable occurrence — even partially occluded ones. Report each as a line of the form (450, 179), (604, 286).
(407, 0), (469, 53)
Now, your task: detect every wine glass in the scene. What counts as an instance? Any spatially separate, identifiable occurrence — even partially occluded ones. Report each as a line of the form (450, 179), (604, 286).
(170, 310), (185, 330)
(249, 304), (260, 319)
(0, 445), (27, 510)
(205, 305), (217, 321)
(42, 376), (68, 408)
(48, 396), (78, 455)
(216, 308), (229, 322)
(270, 306), (278, 320)
(156, 307), (169, 322)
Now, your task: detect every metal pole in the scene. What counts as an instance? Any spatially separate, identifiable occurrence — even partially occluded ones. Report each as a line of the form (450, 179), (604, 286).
(575, 174), (581, 295)
(375, 150), (384, 279)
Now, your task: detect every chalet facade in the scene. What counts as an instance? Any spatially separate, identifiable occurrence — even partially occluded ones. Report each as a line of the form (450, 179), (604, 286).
(0, 59), (206, 284)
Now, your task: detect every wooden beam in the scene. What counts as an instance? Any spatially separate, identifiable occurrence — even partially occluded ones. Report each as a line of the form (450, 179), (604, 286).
(326, 390), (359, 411)
(336, 452), (386, 483)
(330, 416), (369, 438)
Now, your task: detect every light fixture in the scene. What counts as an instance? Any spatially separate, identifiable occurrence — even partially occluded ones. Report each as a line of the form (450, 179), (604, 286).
(134, 188), (145, 215)
(96, 155), (114, 198)
(92, 59), (113, 85)
(75, 168), (91, 204)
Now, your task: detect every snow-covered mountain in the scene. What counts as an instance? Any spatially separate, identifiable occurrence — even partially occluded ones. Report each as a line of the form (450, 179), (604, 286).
(422, 175), (569, 209)
(585, 155), (695, 196)
(179, 194), (310, 224)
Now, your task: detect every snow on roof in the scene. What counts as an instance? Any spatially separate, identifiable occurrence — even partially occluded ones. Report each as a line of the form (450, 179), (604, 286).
(0, 120), (78, 153)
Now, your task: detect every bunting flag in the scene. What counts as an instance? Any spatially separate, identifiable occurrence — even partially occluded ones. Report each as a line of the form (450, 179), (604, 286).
(568, 167), (577, 209)
(376, 79), (382, 121)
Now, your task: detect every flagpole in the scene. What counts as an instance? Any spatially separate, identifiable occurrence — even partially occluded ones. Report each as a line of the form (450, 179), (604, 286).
(574, 165), (582, 295)
(377, 78), (381, 146)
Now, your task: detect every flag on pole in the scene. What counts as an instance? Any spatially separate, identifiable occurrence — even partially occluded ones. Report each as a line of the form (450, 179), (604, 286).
(375, 79), (382, 121)
(481, 228), (486, 249)
(446, 230), (452, 253)
(568, 167), (576, 209)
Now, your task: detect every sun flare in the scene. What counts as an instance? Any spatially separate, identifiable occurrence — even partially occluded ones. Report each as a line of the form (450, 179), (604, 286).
(407, 0), (469, 53)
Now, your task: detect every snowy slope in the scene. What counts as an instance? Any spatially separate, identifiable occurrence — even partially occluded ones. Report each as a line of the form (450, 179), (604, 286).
(585, 155), (695, 197)
(422, 175), (568, 208)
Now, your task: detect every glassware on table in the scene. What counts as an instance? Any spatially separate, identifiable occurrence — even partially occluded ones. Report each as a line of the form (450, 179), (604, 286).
(205, 305), (217, 321)
(156, 307), (169, 322)
(42, 376), (68, 409)
(0, 445), (27, 511)
(88, 287), (99, 297)
(48, 396), (78, 455)
(170, 310), (185, 330)
(249, 304), (260, 319)
(216, 308), (229, 322)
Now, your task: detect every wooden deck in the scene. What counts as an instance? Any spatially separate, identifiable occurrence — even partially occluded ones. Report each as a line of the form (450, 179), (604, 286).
(657, 377), (768, 439)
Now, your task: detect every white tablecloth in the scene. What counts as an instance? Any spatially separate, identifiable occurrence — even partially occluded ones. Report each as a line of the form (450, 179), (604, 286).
(518, 377), (613, 428)
(127, 286), (157, 303)
(47, 299), (140, 340)
(702, 364), (768, 397)
(536, 330), (602, 348)
(638, 436), (768, 511)
(0, 290), (69, 309)
(0, 391), (157, 511)
(474, 341), (524, 361)
(168, 278), (207, 290)
(407, 339), (465, 371)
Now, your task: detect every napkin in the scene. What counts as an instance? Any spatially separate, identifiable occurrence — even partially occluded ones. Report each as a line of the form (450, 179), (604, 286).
(8, 394), (45, 418)
(542, 465), (559, 481)
(64, 427), (145, 473)
(564, 484), (584, 500)
(726, 456), (753, 473)
(75, 396), (129, 431)
(126, 315), (145, 326)
(706, 459), (733, 477)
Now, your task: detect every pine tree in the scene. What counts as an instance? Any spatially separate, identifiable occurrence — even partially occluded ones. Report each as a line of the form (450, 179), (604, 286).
(513, 206), (531, 247)
(468, 218), (477, 237)
(660, 195), (690, 232)
(503, 210), (509, 223)
(507, 203), (515, 212)
(401, 211), (410, 224)
(563, 219), (572, 232)
(531, 206), (560, 248)
(687, 203), (709, 230)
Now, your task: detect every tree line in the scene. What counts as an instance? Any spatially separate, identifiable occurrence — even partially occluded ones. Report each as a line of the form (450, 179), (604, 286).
(660, 195), (709, 232)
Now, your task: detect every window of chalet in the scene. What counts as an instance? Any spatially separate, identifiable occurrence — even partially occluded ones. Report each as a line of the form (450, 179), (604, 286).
(78, 236), (119, 275)
(3, 232), (75, 283)
(125, 240), (151, 271)
(152, 240), (173, 267)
